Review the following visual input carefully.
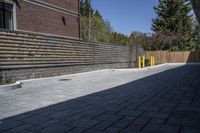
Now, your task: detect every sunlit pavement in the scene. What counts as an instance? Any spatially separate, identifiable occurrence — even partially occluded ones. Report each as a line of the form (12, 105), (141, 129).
(0, 64), (200, 133)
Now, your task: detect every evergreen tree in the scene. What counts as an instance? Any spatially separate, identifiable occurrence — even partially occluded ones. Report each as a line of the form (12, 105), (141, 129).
(80, 0), (93, 18)
(152, 0), (195, 51)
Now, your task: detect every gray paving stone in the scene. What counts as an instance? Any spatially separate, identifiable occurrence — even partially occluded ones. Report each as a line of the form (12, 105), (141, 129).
(156, 124), (180, 133)
(22, 115), (51, 125)
(142, 111), (170, 119)
(150, 118), (165, 124)
(95, 113), (123, 122)
(39, 119), (60, 127)
(137, 105), (161, 112)
(167, 117), (200, 128)
(60, 114), (84, 125)
(143, 122), (162, 132)
(171, 111), (188, 119)
(50, 110), (73, 120)
(69, 119), (99, 128)
(12, 113), (33, 121)
(83, 128), (104, 133)
(181, 127), (200, 133)
(160, 107), (174, 113)
(132, 117), (151, 126)
(67, 127), (87, 133)
(94, 121), (114, 130)
(28, 125), (44, 132)
(4, 124), (32, 133)
(112, 116), (134, 128)
(1, 64), (200, 133)
(121, 124), (144, 133)
(127, 123), (145, 130)
(0, 119), (24, 132)
(118, 110), (144, 117)
(80, 110), (105, 118)
(105, 127), (122, 133)
(103, 105), (125, 113)
(18, 130), (36, 133)
(40, 124), (73, 133)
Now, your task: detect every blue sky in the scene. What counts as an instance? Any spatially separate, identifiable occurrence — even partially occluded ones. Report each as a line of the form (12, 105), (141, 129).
(92, 0), (158, 36)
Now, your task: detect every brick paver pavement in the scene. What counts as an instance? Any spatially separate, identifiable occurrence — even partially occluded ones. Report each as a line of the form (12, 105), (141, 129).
(0, 64), (200, 133)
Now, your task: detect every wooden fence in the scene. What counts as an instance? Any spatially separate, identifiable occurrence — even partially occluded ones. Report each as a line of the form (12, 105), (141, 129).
(145, 51), (200, 64)
(0, 30), (135, 83)
(2, 29), (199, 83)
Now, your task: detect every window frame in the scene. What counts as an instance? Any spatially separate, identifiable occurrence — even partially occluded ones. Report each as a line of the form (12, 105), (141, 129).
(0, 0), (17, 30)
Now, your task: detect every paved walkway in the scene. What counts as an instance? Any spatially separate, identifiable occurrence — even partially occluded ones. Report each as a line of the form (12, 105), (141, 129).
(0, 64), (200, 133)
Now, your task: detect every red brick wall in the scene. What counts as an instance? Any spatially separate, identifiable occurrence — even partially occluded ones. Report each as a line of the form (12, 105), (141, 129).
(16, 0), (80, 38)
(41, 0), (79, 12)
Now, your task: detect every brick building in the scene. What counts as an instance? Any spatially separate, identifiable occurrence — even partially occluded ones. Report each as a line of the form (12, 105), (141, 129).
(0, 0), (80, 39)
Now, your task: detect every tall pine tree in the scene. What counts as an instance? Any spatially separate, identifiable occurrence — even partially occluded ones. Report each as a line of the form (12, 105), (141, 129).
(152, 0), (196, 51)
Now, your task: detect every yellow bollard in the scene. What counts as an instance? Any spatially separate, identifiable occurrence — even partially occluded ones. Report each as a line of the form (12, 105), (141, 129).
(150, 56), (152, 66)
(150, 56), (151, 66)
(138, 56), (141, 68)
(142, 56), (145, 68)
(152, 56), (155, 66)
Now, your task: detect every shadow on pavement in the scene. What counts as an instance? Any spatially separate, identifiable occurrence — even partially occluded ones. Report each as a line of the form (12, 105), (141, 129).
(0, 65), (200, 133)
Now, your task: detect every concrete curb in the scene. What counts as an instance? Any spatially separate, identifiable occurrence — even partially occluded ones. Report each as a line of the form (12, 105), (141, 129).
(0, 82), (22, 92)
(10, 64), (168, 83)
(0, 63), (172, 85)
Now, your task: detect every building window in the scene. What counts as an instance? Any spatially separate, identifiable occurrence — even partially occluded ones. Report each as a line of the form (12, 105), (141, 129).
(0, 2), (13, 30)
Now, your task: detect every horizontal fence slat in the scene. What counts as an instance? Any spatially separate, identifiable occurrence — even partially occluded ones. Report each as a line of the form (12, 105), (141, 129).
(145, 51), (200, 64)
(0, 30), (131, 70)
